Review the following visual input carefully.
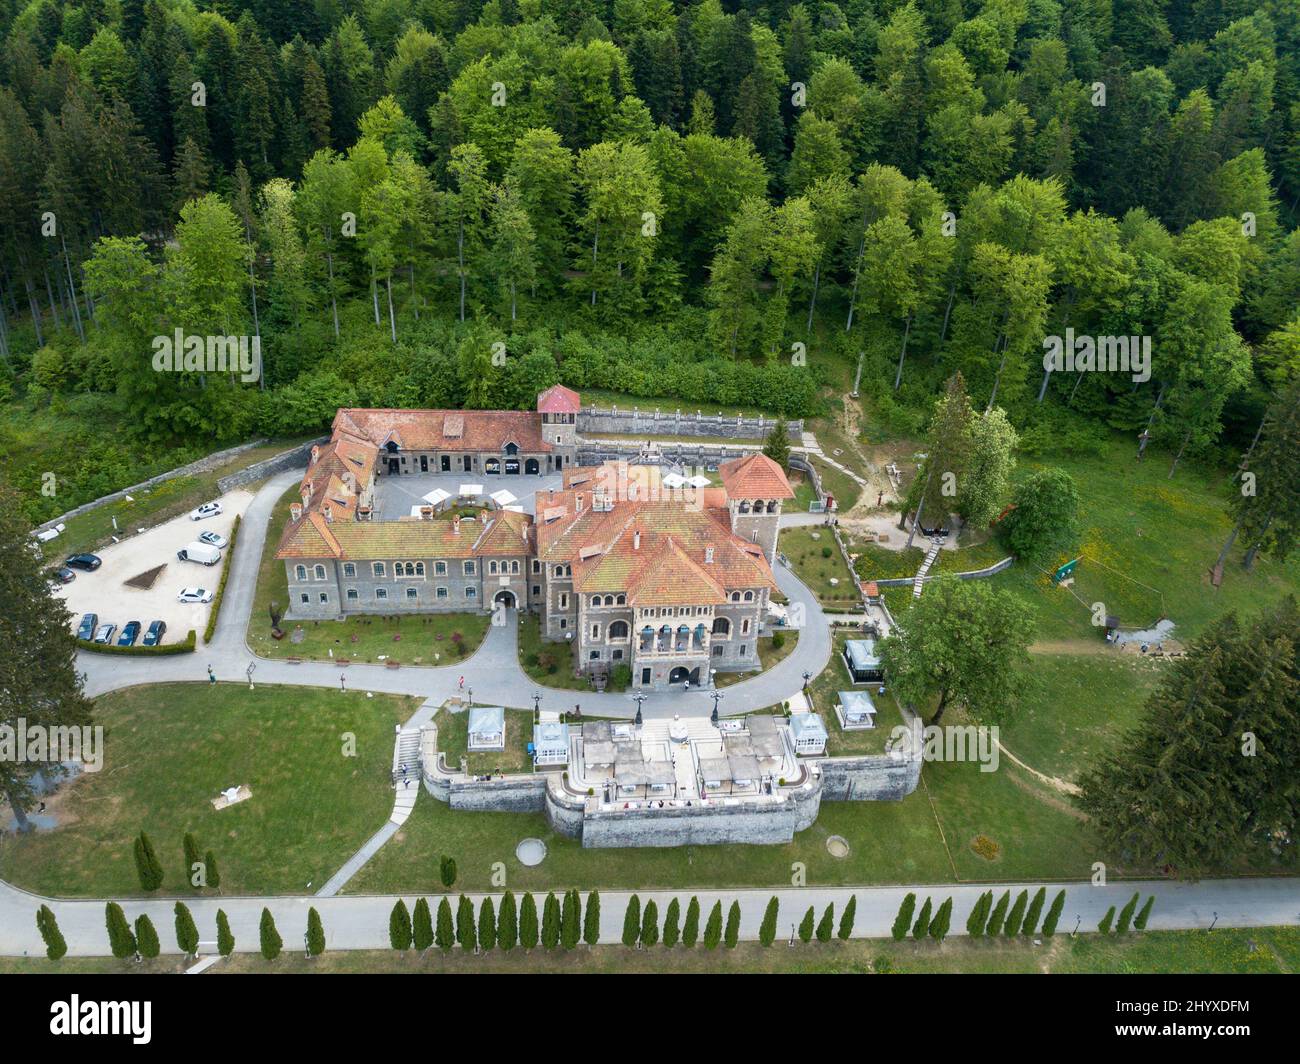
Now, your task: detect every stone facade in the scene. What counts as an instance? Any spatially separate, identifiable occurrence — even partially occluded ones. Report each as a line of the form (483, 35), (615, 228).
(577, 406), (802, 440)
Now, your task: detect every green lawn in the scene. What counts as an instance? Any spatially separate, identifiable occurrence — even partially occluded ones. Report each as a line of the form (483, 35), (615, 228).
(807, 634), (906, 756)
(516, 611), (626, 692)
(779, 525), (862, 607)
(433, 705), (534, 775)
(810, 457), (863, 512)
(0, 683), (416, 897)
(715, 629), (799, 687)
(248, 483), (490, 665)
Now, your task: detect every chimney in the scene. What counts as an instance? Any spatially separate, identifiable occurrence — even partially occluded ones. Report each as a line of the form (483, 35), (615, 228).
(310, 444), (320, 464)
(576, 493), (584, 512)
(323, 505), (333, 524)
(452, 516), (461, 535)
(290, 502), (303, 522)
(704, 545), (714, 564)
(633, 530), (640, 551)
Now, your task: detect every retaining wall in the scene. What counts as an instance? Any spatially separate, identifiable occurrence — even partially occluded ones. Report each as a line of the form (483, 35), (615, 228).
(578, 406), (801, 440)
(818, 752), (921, 802)
(216, 437), (327, 493)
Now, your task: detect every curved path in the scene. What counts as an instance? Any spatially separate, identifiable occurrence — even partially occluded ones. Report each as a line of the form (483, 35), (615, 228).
(76, 469), (833, 719)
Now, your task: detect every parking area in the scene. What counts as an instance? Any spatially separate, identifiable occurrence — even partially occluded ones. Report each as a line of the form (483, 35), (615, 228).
(373, 472), (564, 520)
(52, 489), (254, 646)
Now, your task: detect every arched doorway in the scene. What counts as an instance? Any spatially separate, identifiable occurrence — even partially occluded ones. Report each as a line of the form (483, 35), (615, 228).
(494, 589), (517, 609)
(485, 458), (501, 475)
(525, 458), (539, 475)
(668, 666), (700, 685)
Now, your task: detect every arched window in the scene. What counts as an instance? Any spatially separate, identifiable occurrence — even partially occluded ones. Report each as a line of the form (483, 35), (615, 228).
(738, 499), (751, 513)
(609, 620), (629, 640)
(295, 565), (307, 581)
(730, 592), (741, 602)
(743, 590), (754, 602)
(415, 562), (425, 576)
(767, 500), (779, 513)
(616, 594), (626, 605)
(314, 565), (326, 580)
(712, 617), (731, 637)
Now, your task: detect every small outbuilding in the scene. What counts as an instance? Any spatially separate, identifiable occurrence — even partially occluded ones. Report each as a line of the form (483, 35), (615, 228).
(843, 639), (884, 683)
(467, 706), (506, 751)
(789, 712), (828, 755)
(836, 689), (877, 731)
(531, 721), (570, 766)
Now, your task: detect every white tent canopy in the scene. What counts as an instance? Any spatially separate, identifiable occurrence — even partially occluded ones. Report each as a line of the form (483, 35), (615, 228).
(504, 504), (526, 513)
(661, 472), (688, 489)
(421, 487), (451, 505)
(687, 474), (711, 488)
(490, 488), (518, 506)
(458, 483), (484, 497)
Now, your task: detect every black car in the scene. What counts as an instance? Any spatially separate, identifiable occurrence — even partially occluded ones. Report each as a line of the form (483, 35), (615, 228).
(49, 566), (76, 584)
(117, 621), (142, 647)
(76, 613), (98, 641)
(142, 620), (167, 647)
(65, 553), (102, 571)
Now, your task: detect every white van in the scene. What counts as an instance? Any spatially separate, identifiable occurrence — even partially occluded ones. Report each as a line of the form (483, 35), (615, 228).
(177, 541), (222, 566)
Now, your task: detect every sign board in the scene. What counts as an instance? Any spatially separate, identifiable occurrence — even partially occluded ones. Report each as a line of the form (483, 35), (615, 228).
(1053, 558), (1080, 583)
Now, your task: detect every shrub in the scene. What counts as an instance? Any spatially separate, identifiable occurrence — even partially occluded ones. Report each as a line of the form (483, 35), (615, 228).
(821, 545), (833, 558)
(1134, 895), (1154, 931)
(203, 514), (241, 643)
(135, 914), (160, 959)
(682, 897), (700, 948)
(173, 902), (199, 956)
(479, 897), (497, 951)
(1098, 906), (1115, 934)
(499, 892), (518, 950)
(390, 900), (412, 950)
(798, 906), (815, 944)
(36, 905), (67, 961)
(837, 896), (856, 941)
(622, 894), (642, 947)
(771, 632), (785, 649)
(439, 855), (457, 887)
(641, 900), (660, 947)
(891, 893), (915, 941)
(1116, 892), (1140, 934)
(457, 894), (478, 951)
(1042, 890), (1066, 936)
(307, 907), (326, 956)
(759, 897), (779, 946)
(703, 901), (723, 949)
(436, 898), (454, 950)
(77, 629), (197, 655)
(259, 907), (282, 960)
(133, 832), (164, 891)
(412, 898), (433, 951)
(662, 897), (680, 948)
(911, 897), (932, 941)
(725, 902), (741, 948)
(204, 851), (220, 889)
(519, 892), (539, 949)
(815, 903), (834, 944)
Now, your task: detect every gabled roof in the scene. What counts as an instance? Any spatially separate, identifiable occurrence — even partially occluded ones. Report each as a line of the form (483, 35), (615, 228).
(333, 408), (553, 454)
(718, 453), (794, 500)
(537, 384), (581, 414)
(624, 537), (727, 606)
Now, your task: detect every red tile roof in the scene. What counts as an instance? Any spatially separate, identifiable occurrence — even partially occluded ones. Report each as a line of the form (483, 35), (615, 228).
(718, 453), (794, 500)
(536, 384), (581, 414)
(333, 408), (553, 454)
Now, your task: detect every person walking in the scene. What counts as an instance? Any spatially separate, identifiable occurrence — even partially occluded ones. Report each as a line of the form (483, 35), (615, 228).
(458, 676), (465, 690)
(340, 672), (346, 692)
(207, 665), (215, 685)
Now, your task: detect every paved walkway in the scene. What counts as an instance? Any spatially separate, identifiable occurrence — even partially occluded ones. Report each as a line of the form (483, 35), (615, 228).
(3, 874), (1296, 956)
(75, 470), (832, 719)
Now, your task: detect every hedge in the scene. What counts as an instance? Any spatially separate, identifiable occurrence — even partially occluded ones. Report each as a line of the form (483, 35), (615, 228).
(77, 629), (197, 655)
(203, 514), (241, 644)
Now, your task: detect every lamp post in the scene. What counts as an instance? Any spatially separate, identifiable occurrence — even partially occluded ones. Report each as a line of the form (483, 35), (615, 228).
(633, 692), (644, 727)
(802, 670), (811, 693)
(711, 688), (723, 724)
(532, 692), (541, 719)
(246, 661), (256, 690)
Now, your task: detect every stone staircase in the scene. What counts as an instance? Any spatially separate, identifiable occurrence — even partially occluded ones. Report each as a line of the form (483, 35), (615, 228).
(389, 727), (422, 826)
(912, 537), (945, 599)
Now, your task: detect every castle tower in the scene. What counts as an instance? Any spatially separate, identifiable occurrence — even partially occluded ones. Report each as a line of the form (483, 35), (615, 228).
(537, 384), (581, 471)
(718, 453), (796, 564)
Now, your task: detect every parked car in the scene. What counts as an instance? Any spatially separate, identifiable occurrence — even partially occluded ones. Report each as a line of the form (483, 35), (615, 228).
(197, 530), (228, 549)
(142, 620), (167, 646)
(189, 502), (223, 521)
(177, 587), (214, 604)
(65, 553), (102, 571)
(92, 623), (117, 644)
(76, 613), (98, 640)
(177, 542), (222, 565)
(49, 566), (76, 584)
(117, 621), (142, 647)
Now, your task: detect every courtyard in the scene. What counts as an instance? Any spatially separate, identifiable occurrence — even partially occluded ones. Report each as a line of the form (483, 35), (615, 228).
(371, 470), (563, 520)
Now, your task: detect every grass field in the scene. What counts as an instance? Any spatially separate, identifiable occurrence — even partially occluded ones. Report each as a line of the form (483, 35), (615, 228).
(433, 705), (534, 775)
(779, 525), (862, 607)
(247, 483), (490, 664)
(715, 628), (800, 687)
(0, 683), (416, 897)
(6, 925), (1294, 974)
(809, 634), (906, 756)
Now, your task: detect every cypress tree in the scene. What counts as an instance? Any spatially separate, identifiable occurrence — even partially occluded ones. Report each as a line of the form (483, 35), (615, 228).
(622, 895), (642, 947)
(458, 894), (478, 951)
(561, 889), (581, 949)
(641, 900), (660, 947)
(663, 897), (681, 947)
(1023, 887), (1046, 936)
(390, 899), (413, 950)
(439, 855), (457, 887)
(106, 902), (136, 959)
(499, 892), (518, 950)
(682, 897), (700, 948)
(912, 897), (932, 941)
(966, 891), (992, 937)
(892, 893), (916, 940)
(133, 832), (164, 891)
(436, 898), (455, 950)
(583, 890), (601, 946)
(798, 905), (815, 943)
(1004, 890), (1028, 936)
(37, 905), (67, 961)
(479, 897), (497, 951)
(759, 896), (779, 946)
(306, 907), (326, 956)
(174, 901), (199, 957)
(725, 901), (741, 948)
(216, 909), (234, 957)
(815, 903), (834, 943)
(1117, 892), (1140, 934)
(412, 898), (433, 951)
(259, 908), (282, 960)
(1098, 906), (1115, 934)
(1134, 895), (1155, 931)
(929, 898), (952, 943)
(183, 833), (201, 885)
(541, 892), (560, 949)
(704, 901), (723, 949)
(135, 914), (160, 959)
(986, 891), (1010, 936)
(1042, 890), (1066, 936)
(204, 852), (220, 889)
(519, 892), (539, 949)
(838, 895), (856, 941)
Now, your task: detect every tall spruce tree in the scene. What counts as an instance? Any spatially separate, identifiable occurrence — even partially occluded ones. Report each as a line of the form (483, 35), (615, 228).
(436, 898), (455, 950)
(838, 896), (857, 941)
(457, 895), (478, 952)
(479, 897), (497, 951)
(519, 893), (539, 949)
(499, 892), (518, 951)
(1042, 891), (1066, 936)
(583, 891), (601, 946)
(892, 893), (916, 940)
(760, 897), (779, 946)
(704, 901), (724, 949)
(135, 914), (160, 959)
(662, 897), (681, 948)
(725, 901), (742, 948)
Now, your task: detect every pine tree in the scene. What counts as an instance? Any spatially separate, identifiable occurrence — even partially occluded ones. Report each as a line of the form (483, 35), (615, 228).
(1098, 906), (1115, 934)
(436, 898), (455, 950)
(479, 897), (497, 951)
(1042, 891), (1066, 936)
(725, 901), (742, 948)
(106, 902), (136, 959)
(412, 898), (433, 951)
(838, 896), (856, 941)
(134, 831), (164, 891)
(259, 907), (282, 960)
(499, 892), (518, 950)
(135, 914), (160, 959)
(204, 852), (220, 890)
(760, 897), (779, 946)
(1004, 890), (1028, 936)
(798, 906), (815, 944)
(815, 903), (834, 944)
(458, 895), (478, 952)
(622, 895), (642, 947)
(912, 897), (933, 941)
(641, 900), (660, 947)
(704, 901), (724, 949)
(174, 902), (199, 957)
(520, 893), (539, 949)
(1023, 888), (1047, 936)
(1117, 892), (1140, 934)
(561, 889), (581, 949)
(1134, 896), (1155, 931)
(663, 898), (681, 948)
(541, 892), (560, 949)
(390, 900), (413, 950)
(307, 907), (326, 957)
(762, 419), (791, 469)
(216, 909), (234, 957)
(929, 898), (952, 943)
(986, 892), (1010, 936)
(682, 897), (700, 948)
(892, 894), (916, 940)
(37, 905), (67, 960)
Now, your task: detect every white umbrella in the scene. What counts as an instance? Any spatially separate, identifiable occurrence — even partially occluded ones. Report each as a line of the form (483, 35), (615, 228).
(458, 483), (484, 497)
(490, 488), (518, 506)
(504, 504), (525, 513)
(421, 487), (451, 505)
(661, 472), (688, 489)
(687, 474), (711, 488)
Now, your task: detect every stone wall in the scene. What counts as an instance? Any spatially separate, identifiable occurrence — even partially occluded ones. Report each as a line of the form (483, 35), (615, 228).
(216, 437), (327, 493)
(818, 752), (921, 801)
(577, 440), (759, 468)
(578, 406), (801, 440)
(448, 774), (548, 812)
